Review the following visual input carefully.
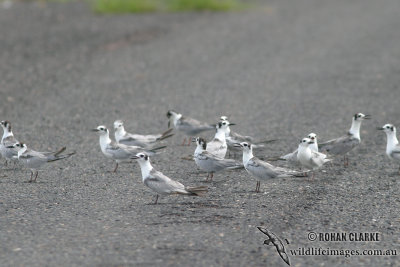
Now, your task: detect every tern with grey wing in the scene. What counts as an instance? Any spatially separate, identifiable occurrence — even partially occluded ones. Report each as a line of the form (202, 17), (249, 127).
(132, 152), (208, 204)
(166, 110), (215, 146)
(114, 119), (173, 148)
(319, 113), (370, 166)
(8, 143), (75, 182)
(92, 125), (166, 172)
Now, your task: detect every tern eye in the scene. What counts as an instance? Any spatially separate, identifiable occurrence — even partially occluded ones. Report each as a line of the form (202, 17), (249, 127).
(387, 126), (390, 129)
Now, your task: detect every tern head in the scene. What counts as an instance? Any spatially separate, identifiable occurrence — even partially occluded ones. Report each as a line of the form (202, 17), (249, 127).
(166, 110), (179, 128)
(113, 120), (124, 131)
(166, 110), (177, 119)
(377, 124), (396, 134)
(220, 116), (229, 121)
(234, 142), (252, 151)
(0, 120), (12, 132)
(193, 137), (207, 150)
(7, 142), (26, 150)
(216, 121), (235, 130)
(92, 125), (109, 135)
(353, 113), (371, 121)
(131, 152), (149, 162)
(308, 133), (317, 141)
(299, 137), (314, 147)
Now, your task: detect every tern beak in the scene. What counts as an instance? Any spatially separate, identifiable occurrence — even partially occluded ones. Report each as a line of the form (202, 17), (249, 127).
(233, 143), (242, 148)
(6, 145), (14, 148)
(191, 137), (197, 142)
(364, 114), (372, 119)
(376, 127), (384, 130)
(310, 137), (315, 140)
(91, 128), (99, 132)
(131, 156), (139, 160)
(308, 141), (315, 144)
(228, 123), (236, 126)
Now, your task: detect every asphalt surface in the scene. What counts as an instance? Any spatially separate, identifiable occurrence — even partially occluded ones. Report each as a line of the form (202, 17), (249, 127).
(1, 0), (399, 266)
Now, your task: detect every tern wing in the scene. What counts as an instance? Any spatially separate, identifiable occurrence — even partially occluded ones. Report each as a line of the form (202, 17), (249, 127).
(105, 142), (133, 159)
(145, 169), (187, 194)
(390, 146), (400, 160)
(19, 149), (48, 169)
(319, 134), (359, 155)
(246, 157), (279, 178)
(20, 149), (47, 160)
(201, 151), (242, 170)
(124, 132), (160, 143)
(230, 131), (253, 142)
(177, 116), (214, 134)
(281, 150), (298, 162)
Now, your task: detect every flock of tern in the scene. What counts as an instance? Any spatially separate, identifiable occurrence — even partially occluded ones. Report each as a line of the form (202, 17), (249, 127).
(1, 111), (400, 203)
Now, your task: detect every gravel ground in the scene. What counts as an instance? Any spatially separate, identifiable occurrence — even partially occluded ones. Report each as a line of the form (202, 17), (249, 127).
(0, 0), (399, 266)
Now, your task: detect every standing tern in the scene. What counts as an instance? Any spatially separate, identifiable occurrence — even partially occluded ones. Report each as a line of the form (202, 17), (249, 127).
(377, 124), (400, 174)
(114, 120), (173, 147)
(131, 152), (208, 204)
(272, 133), (318, 166)
(234, 142), (305, 193)
(92, 125), (165, 172)
(7, 143), (75, 182)
(297, 138), (330, 178)
(0, 120), (19, 166)
(166, 110), (215, 145)
(193, 137), (243, 181)
(319, 113), (370, 166)
(205, 121), (233, 159)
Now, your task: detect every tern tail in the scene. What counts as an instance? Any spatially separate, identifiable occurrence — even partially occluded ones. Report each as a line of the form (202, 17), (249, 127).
(48, 150), (75, 162)
(157, 128), (174, 141)
(185, 186), (208, 196)
(53, 147), (66, 157)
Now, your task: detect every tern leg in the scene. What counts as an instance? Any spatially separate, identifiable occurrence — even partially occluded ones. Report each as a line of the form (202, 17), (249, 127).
(209, 173), (213, 182)
(29, 170), (33, 182)
(113, 163), (119, 173)
(154, 194), (159, 204)
(4, 160), (7, 167)
(343, 155), (349, 167)
(33, 171), (39, 182)
(255, 181), (260, 193)
(181, 138), (187, 146)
